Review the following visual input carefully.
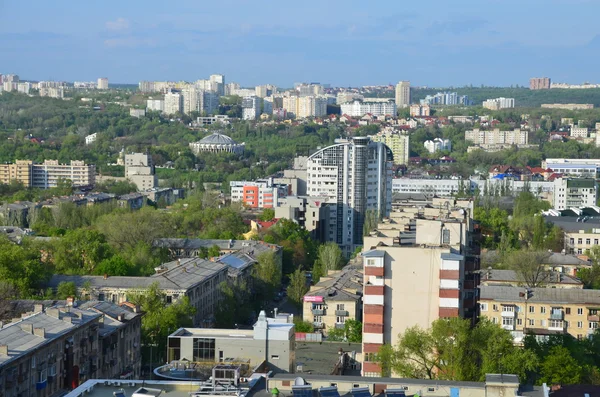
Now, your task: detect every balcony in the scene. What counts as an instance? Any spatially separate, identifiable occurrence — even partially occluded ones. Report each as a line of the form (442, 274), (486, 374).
(501, 310), (516, 317)
(548, 324), (565, 332)
(364, 323), (384, 334)
(313, 322), (324, 329)
(365, 285), (384, 295)
(502, 324), (515, 331)
(365, 266), (384, 277)
(335, 323), (345, 329)
(550, 312), (564, 320)
(588, 315), (600, 322)
(335, 310), (349, 317)
(311, 309), (325, 315)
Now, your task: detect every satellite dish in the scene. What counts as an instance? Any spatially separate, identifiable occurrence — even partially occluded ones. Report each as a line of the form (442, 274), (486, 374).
(294, 377), (307, 386)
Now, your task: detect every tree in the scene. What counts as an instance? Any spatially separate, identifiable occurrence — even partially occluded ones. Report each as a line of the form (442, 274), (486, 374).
(503, 249), (551, 288)
(317, 242), (344, 273)
(287, 268), (308, 309)
(56, 281), (77, 299)
(128, 282), (196, 365)
(293, 318), (314, 333)
(540, 346), (583, 385)
(259, 208), (275, 222)
(344, 319), (363, 343)
(253, 251), (282, 302)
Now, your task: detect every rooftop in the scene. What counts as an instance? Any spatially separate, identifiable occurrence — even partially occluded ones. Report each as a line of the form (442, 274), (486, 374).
(480, 269), (583, 286)
(480, 285), (600, 305)
(198, 132), (239, 145)
(0, 306), (101, 366)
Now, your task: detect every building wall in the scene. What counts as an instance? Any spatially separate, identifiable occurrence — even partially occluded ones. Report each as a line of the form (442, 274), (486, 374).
(31, 160), (95, 188)
(370, 130), (409, 165)
(0, 160), (33, 187)
(302, 297), (360, 335)
(395, 81), (410, 108)
(565, 231), (600, 254)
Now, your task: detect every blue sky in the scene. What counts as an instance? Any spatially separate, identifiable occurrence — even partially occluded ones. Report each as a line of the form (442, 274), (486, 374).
(1, 0), (599, 87)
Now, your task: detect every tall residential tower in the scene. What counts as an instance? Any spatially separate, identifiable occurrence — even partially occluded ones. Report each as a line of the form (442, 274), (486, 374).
(306, 137), (393, 256)
(395, 80), (410, 108)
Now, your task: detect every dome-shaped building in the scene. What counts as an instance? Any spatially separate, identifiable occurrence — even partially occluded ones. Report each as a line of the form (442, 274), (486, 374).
(189, 132), (245, 155)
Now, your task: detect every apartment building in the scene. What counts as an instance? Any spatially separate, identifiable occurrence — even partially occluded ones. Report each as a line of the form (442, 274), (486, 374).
(480, 285), (600, 343)
(306, 137), (393, 256)
(530, 77), (551, 90)
(164, 91), (183, 115)
(124, 152), (157, 191)
(48, 257), (230, 327)
(182, 87), (219, 115)
(242, 96), (261, 120)
(0, 160), (33, 186)
(146, 99), (164, 112)
(340, 100), (397, 117)
(482, 97), (515, 110)
(541, 103), (593, 110)
(465, 128), (531, 146)
(303, 265), (362, 335)
(0, 304), (102, 397)
(274, 196), (326, 239)
(409, 104), (430, 117)
(542, 158), (600, 178)
(369, 128), (409, 165)
(360, 199), (481, 376)
(552, 178), (597, 210)
(30, 160), (95, 189)
(39, 87), (65, 99)
(230, 179), (290, 209)
(76, 301), (143, 380)
(395, 81), (410, 108)
(565, 229), (600, 255)
(167, 310), (295, 373)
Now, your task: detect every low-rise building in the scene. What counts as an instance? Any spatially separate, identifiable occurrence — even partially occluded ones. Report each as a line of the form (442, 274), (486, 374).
(125, 152), (157, 191)
(230, 179), (290, 209)
(479, 268), (583, 289)
(117, 193), (145, 210)
(0, 304), (102, 396)
(274, 196), (326, 240)
(424, 138), (452, 153)
(141, 187), (175, 206)
(166, 310), (295, 373)
(480, 285), (600, 343)
(129, 108), (146, 118)
(302, 265), (363, 335)
(565, 229), (600, 255)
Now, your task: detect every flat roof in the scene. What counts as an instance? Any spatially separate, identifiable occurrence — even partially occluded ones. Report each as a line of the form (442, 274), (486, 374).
(481, 285), (600, 305)
(65, 380), (210, 397)
(170, 328), (255, 339)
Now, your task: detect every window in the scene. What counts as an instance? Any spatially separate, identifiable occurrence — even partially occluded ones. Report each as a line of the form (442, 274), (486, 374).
(549, 320), (563, 328)
(529, 319), (535, 326)
(529, 306), (535, 313)
(596, 239), (599, 245)
(566, 308), (571, 315)
(587, 239), (591, 245)
(578, 308), (584, 315)
(192, 338), (215, 361)
(578, 321), (583, 328)
(492, 317), (498, 324)
(540, 320), (546, 327)
(578, 238), (583, 244)
(480, 303), (488, 312)
(502, 305), (514, 312)
(313, 316), (322, 323)
(364, 352), (377, 362)
(502, 317), (514, 326)
(540, 306), (546, 314)
(271, 355), (280, 360)
(590, 322), (599, 329)
(336, 304), (345, 310)
(493, 304), (499, 311)
(517, 318), (523, 326)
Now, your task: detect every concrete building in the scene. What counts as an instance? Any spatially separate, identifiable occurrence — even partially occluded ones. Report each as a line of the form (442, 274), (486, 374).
(48, 257), (231, 327)
(209, 74), (225, 96)
(297, 96), (328, 119)
(0, 160), (34, 187)
(409, 104), (431, 117)
(482, 97), (515, 110)
(302, 265), (363, 335)
(360, 199), (480, 376)
(306, 137), (393, 256)
(230, 179), (290, 209)
(553, 178), (597, 210)
(193, 115), (230, 126)
(182, 87), (219, 115)
(541, 103), (593, 110)
(340, 100), (397, 117)
(31, 160), (95, 189)
(189, 132), (245, 155)
(167, 310), (295, 372)
(97, 78), (108, 90)
(274, 196), (326, 240)
(17, 82), (31, 95)
(242, 96), (261, 120)
(39, 87), (65, 99)
(164, 91), (183, 115)
(565, 229), (600, 255)
(75, 301), (144, 380)
(124, 152), (157, 191)
(369, 128), (409, 165)
(480, 285), (600, 343)
(395, 81), (410, 108)
(421, 92), (471, 106)
(530, 77), (551, 90)
(465, 128), (531, 147)
(0, 304), (102, 395)
(542, 158), (600, 178)
(570, 126), (589, 138)
(424, 138), (452, 153)
(146, 99), (164, 112)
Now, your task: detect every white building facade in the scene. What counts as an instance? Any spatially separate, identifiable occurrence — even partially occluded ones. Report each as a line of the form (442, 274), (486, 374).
(340, 100), (397, 117)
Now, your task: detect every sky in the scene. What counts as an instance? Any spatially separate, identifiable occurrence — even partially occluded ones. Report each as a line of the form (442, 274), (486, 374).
(1, 0), (599, 87)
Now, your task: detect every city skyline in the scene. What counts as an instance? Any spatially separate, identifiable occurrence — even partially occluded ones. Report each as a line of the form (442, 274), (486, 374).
(2, 0), (600, 87)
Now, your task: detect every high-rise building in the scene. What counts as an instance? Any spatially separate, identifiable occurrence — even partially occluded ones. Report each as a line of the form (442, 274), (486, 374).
(97, 77), (109, 90)
(147, 99), (164, 112)
(17, 82), (31, 95)
(530, 77), (551, 90)
(424, 138), (452, 153)
(242, 96), (261, 120)
(297, 96), (327, 118)
(306, 137), (393, 256)
(225, 82), (240, 96)
(553, 178), (597, 210)
(370, 128), (409, 165)
(39, 87), (64, 99)
(164, 91), (183, 115)
(31, 160), (95, 188)
(209, 74), (225, 96)
(361, 199), (480, 376)
(395, 81), (410, 108)
(482, 97), (515, 110)
(409, 104), (431, 117)
(340, 100), (397, 117)
(230, 178), (290, 209)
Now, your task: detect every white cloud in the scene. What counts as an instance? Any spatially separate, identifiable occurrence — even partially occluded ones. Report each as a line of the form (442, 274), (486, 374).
(106, 18), (130, 31)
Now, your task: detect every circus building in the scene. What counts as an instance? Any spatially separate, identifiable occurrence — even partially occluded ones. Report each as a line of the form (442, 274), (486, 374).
(189, 132), (245, 155)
